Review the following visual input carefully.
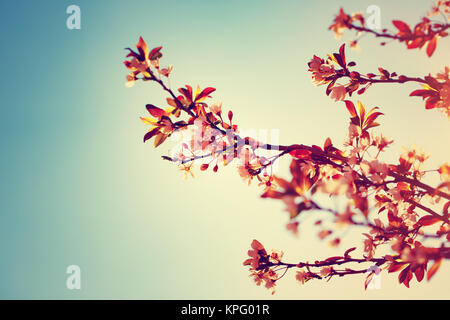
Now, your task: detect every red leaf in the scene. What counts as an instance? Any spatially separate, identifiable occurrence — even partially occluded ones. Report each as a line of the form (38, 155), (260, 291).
(392, 20), (411, 33)
(398, 265), (412, 287)
(364, 111), (383, 127)
(178, 85), (193, 102)
(153, 132), (168, 148)
(416, 215), (441, 227)
(409, 89), (431, 97)
(149, 46), (163, 60)
(195, 87), (216, 102)
(398, 265), (409, 283)
(426, 37), (438, 57)
(404, 270), (413, 288)
(136, 36), (149, 60)
(388, 262), (407, 273)
(344, 100), (357, 118)
(200, 164), (209, 171)
(414, 266), (425, 282)
(146, 104), (166, 118)
(427, 258), (442, 281)
(324, 256), (343, 263)
(333, 53), (345, 68)
(339, 44), (346, 67)
(143, 127), (160, 142)
(357, 87), (367, 95)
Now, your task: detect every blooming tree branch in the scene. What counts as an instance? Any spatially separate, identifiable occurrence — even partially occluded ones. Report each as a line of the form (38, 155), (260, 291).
(329, 1), (450, 57)
(308, 45), (450, 117)
(123, 1), (450, 295)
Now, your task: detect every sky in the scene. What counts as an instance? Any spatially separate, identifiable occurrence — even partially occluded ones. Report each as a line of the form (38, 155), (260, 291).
(0, 0), (449, 299)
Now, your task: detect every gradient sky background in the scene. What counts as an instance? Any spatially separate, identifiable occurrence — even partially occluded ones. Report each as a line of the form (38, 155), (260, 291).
(0, 0), (449, 299)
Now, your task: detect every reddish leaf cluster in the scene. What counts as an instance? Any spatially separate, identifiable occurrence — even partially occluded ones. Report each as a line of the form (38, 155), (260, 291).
(410, 67), (450, 116)
(329, 2), (450, 57)
(308, 45), (450, 117)
(391, 19), (444, 57)
(256, 100), (448, 291)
